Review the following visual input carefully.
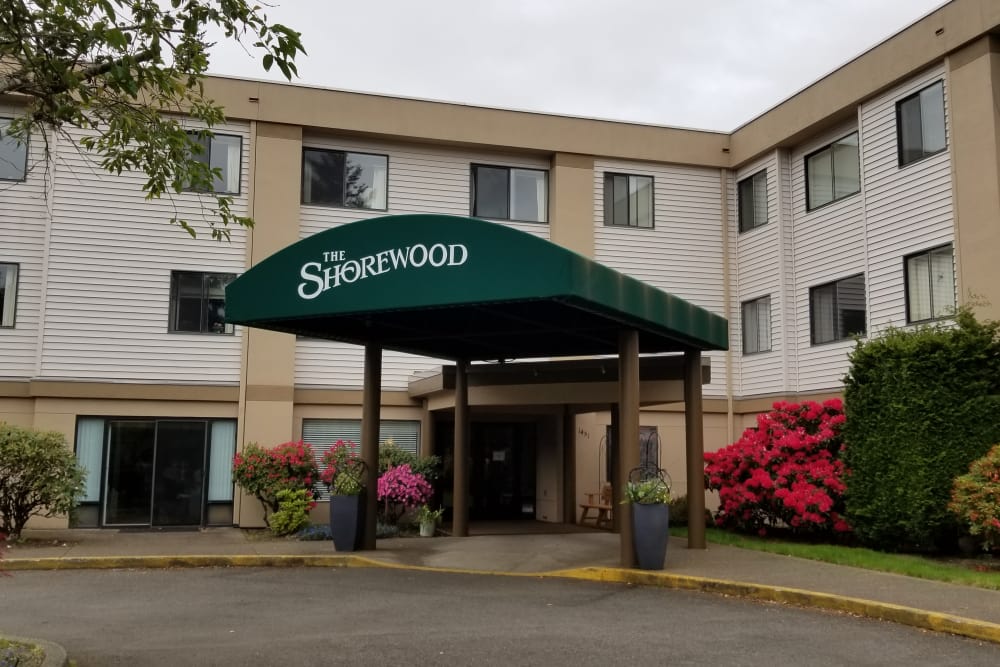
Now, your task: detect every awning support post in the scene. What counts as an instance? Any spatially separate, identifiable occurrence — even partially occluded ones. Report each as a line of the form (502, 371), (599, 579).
(618, 330), (640, 568)
(361, 343), (382, 550)
(684, 350), (707, 549)
(453, 359), (470, 537)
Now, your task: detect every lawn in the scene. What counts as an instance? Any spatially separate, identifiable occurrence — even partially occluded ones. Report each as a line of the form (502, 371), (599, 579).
(669, 526), (1000, 591)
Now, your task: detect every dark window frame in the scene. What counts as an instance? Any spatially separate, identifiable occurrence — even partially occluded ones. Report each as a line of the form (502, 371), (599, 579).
(741, 295), (772, 355)
(0, 261), (19, 328)
(470, 163), (549, 224)
(0, 117), (28, 183)
(300, 147), (390, 211)
(809, 273), (867, 345)
(737, 170), (768, 233)
(168, 270), (237, 335)
(804, 132), (860, 212)
(603, 172), (655, 229)
(186, 131), (243, 195)
(904, 243), (955, 324)
(896, 80), (947, 168)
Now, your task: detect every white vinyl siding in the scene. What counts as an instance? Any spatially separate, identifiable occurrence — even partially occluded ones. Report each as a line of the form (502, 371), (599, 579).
(0, 105), (49, 378)
(297, 135), (550, 390)
(37, 121), (250, 383)
(861, 65), (953, 336)
(791, 120), (867, 392)
(732, 152), (786, 396)
(593, 159), (727, 397)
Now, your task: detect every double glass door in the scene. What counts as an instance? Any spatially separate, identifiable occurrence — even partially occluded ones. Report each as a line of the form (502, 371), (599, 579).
(103, 420), (208, 526)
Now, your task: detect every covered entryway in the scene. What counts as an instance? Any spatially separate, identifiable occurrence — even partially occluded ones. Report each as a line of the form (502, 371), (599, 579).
(225, 214), (727, 567)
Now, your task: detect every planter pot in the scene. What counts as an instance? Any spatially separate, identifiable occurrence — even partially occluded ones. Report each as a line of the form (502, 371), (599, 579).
(419, 520), (436, 537)
(329, 493), (364, 552)
(631, 502), (669, 570)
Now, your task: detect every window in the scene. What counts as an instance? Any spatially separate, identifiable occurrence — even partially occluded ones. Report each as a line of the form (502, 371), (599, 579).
(897, 81), (946, 167)
(738, 170), (768, 232)
(742, 296), (772, 354)
(805, 133), (860, 211)
(302, 419), (420, 500)
(604, 173), (653, 228)
(188, 132), (241, 194)
(169, 271), (236, 334)
(0, 118), (27, 181)
(471, 165), (547, 223)
(0, 263), (17, 327)
(810, 274), (866, 345)
(302, 148), (388, 209)
(906, 244), (955, 323)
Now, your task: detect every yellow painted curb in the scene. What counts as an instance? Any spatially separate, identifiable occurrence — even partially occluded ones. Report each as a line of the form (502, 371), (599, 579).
(6, 556), (1000, 645)
(548, 566), (1000, 646)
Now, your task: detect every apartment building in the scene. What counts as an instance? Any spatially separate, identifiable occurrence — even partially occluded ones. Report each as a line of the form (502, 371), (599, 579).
(1, 0), (998, 531)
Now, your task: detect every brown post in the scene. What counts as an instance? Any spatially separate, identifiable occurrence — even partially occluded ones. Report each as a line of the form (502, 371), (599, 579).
(609, 405), (621, 532)
(360, 343), (382, 550)
(684, 350), (707, 549)
(562, 407), (576, 524)
(452, 360), (470, 537)
(618, 330), (640, 568)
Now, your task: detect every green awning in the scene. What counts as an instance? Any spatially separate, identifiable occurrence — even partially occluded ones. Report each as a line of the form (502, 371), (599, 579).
(225, 214), (728, 360)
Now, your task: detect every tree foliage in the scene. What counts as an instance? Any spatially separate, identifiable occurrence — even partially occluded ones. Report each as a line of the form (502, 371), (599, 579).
(0, 422), (86, 539)
(0, 0), (304, 239)
(843, 307), (1000, 551)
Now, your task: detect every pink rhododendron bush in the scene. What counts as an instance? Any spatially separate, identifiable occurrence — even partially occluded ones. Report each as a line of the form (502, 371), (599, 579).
(704, 399), (851, 537)
(232, 440), (318, 532)
(949, 443), (1000, 552)
(377, 463), (433, 524)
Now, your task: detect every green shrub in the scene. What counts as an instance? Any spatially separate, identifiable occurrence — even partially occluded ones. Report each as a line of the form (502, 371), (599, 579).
(0, 423), (86, 539)
(843, 307), (1000, 551)
(668, 494), (712, 528)
(378, 440), (441, 482)
(949, 443), (1000, 551)
(268, 488), (314, 537)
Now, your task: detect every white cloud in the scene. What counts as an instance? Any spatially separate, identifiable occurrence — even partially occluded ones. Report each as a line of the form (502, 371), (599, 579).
(208, 0), (947, 130)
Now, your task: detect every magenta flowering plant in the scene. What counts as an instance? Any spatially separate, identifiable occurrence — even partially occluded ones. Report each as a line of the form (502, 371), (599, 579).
(232, 440), (318, 528)
(377, 464), (433, 524)
(704, 399), (850, 537)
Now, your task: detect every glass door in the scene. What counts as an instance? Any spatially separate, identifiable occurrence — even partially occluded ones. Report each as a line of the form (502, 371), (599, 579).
(103, 421), (156, 525)
(152, 421), (208, 526)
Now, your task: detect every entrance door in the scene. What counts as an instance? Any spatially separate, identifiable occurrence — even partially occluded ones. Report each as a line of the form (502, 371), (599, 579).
(103, 420), (208, 527)
(470, 423), (536, 520)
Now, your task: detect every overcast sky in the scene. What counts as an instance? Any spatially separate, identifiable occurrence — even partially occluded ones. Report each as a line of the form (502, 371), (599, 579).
(208, 0), (948, 132)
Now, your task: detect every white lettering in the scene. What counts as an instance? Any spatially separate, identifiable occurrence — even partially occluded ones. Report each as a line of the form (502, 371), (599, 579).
(409, 243), (428, 268)
(298, 242), (472, 299)
(298, 262), (325, 299)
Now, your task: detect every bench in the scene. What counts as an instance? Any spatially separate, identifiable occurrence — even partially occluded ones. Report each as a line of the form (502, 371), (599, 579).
(579, 483), (613, 529)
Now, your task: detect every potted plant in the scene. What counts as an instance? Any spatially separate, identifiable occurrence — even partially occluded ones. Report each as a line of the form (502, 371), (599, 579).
(417, 504), (444, 537)
(623, 469), (672, 570)
(320, 440), (367, 552)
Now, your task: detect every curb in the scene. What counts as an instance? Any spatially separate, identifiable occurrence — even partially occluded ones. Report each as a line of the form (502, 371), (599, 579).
(1, 634), (68, 667)
(6, 555), (1000, 646)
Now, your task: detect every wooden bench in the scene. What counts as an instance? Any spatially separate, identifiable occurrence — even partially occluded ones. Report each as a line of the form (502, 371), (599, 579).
(579, 483), (613, 529)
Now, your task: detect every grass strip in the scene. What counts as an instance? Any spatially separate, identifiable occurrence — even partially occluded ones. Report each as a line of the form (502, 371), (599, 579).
(670, 526), (1000, 591)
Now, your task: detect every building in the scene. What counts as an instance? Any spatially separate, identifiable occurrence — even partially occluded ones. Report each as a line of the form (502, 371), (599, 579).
(2, 0), (998, 532)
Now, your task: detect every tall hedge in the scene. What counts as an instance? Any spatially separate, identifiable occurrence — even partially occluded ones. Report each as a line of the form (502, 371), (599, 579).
(842, 308), (1000, 551)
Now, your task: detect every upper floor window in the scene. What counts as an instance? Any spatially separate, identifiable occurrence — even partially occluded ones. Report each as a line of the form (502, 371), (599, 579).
(742, 295), (772, 354)
(604, 173), (653, 228)
(0, 118), (27, 182)
(0, 263), (18, 327)
(738, 170), (768, 233)
(805, 132), (859, 211)
(905, 244), (955, 323)
(810, 274), (866, 345)
(471, 165), (547, 223)
(169, 271), (236, 334)
(301, 148), (388, 210)
(897, 80), (946, 167)
(188, 132), (241, 194)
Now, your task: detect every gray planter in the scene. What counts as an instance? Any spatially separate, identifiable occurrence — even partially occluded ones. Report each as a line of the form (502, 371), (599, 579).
(329, 493), (364, 552)
(632, 502), (669, 570)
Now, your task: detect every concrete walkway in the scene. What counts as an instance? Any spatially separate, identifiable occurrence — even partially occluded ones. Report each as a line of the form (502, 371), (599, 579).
(5, 526), (1000, 643)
